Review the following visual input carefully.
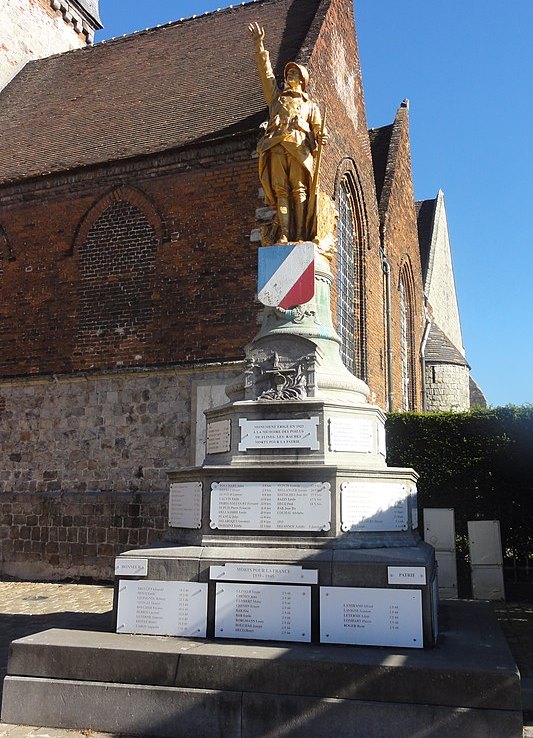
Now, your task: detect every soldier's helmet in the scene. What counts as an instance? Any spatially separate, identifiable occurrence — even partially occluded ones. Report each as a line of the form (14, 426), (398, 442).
(284, 62), (309, 91)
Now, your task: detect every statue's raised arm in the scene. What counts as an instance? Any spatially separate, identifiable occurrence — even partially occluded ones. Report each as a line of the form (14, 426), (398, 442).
(248, 22), (327, 244)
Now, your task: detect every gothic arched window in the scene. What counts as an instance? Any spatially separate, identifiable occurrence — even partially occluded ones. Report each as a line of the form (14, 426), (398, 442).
(399, 264), (416, 410)
(336, 177), (367, 380)
(75, 190), (160, 364)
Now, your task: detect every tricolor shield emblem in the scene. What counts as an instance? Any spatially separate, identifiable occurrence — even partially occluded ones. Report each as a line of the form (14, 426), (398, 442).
(257, 243), (315, 309)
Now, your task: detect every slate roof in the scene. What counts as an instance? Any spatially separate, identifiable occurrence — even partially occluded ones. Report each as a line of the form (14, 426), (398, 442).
(469, 376), (488, 408)
(415, 197), (437, 283)
(0, 0), (326, 185)
(425, 323), (468, 367)
(368, 124), (392, 205)
(72, 0), (102, 27)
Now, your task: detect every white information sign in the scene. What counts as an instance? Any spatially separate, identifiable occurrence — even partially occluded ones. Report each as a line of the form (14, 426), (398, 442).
(169, 482), (203, 529)
(328, 417), (373, 453)
(340, 481), (409, 532)
(116, 580), (207, 638)
(378, 422), (387, 457)
(215, 582), (311, 642)
(387, 566), (426, 585)
(114, 557), (148, 577)
(210, 563), (318, 584)
(320, 587), (423, 648)
(206, 419), (231, 454)
(238, 417), (319, 451)
(210, 481), (331, 531)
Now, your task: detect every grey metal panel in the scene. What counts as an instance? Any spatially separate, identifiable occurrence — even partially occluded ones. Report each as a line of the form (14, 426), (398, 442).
(423, 508), (455, 552)
(467, 520), (503, 566)
(471, 565), (505, 601)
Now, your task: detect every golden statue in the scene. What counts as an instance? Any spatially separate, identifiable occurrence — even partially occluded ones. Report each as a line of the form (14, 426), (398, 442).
(248, 22), (328, 244)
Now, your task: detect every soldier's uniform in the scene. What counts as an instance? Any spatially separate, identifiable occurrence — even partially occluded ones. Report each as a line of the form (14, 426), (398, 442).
(255, 50), (323, 241)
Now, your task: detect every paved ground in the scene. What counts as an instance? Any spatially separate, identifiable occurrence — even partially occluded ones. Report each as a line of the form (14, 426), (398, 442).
(0, 580), (531, 737)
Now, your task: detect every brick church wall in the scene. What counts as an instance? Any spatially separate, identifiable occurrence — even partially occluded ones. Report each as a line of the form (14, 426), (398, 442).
(379, 108), (426, 411)
(0, 0), (86, 90)
(0, 0), (423, 579)
(306, 0), (386, 404)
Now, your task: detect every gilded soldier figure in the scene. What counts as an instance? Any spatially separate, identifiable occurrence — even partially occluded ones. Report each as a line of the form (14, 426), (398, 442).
(248, 22), (328, 243)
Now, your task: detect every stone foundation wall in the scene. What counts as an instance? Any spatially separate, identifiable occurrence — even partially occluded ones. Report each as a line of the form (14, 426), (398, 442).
(425, 363), (470, 412)
(0, 363), (240, 580)
(0, 490), (168, 581)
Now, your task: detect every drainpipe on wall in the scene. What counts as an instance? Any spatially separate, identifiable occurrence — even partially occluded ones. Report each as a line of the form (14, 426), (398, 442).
(381, 250), (394, 412)
(420, 300), (432, 413)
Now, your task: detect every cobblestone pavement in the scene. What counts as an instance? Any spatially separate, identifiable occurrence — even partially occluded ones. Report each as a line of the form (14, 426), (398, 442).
(0, 580), (120, 737)
(0, 580), (532, 736)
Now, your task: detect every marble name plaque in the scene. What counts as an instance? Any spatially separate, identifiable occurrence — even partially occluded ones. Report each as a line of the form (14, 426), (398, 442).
(320, 587), (423, 648)
(238, 417), (319, 451)
(210, 481), (331, 531)
(114, 557), (148, 577)
(210, 563), (318, 584)
(328, 417), (374, 453)
(169, 481), (202, 529)
(116, 580), (208, 638)
(340, 481), (409, 532)
(215, 582), (311, 642)
(206, 419), (231, 454)
(387, 566), (426, 585)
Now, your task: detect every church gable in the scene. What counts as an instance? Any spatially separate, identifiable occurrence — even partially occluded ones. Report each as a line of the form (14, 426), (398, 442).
(417, 190), (464, 355)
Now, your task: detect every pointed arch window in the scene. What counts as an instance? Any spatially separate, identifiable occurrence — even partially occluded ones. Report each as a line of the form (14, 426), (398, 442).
(336, 177), (367, 380)
(74, 188), (162, 364)
(399, 265), (416, 410)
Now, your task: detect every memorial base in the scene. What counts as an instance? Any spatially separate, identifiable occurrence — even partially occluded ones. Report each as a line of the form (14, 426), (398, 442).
(1, 601), (522, 738)
(110, 543), (437, 648)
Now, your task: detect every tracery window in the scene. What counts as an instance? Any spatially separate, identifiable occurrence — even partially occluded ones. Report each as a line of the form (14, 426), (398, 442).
(336, 179), (367, 380)
(399, 266), (416, 410)
(337, 183), (356, 373)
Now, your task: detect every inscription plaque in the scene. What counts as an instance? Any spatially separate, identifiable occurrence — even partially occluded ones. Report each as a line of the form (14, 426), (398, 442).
(169, 481), (202, 529)
(210, 563), (318, 584)
(387, 566), (426, 585)
(206, 419), (231, 454)
(116, 580), (207, 637)
(320, 587), (423, 648)
(340, 481), (409, 532)
(328, 417), (373, 453)
(215, 582), (311, 642)
(114, 557), (148, 577)
(239, 417), (319, 451)
(210, 481), (331, 531)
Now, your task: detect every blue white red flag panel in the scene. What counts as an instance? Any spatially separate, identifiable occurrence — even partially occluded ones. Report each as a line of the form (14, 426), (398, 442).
(257, 243), (315, 309)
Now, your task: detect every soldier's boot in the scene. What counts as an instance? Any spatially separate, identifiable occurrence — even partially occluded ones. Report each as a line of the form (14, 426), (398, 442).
(276, 198), (290, 243)
(294, 199), (306, 242)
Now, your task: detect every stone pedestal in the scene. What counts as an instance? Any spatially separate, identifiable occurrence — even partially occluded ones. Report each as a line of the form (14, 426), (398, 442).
(114, 247), (437, 649)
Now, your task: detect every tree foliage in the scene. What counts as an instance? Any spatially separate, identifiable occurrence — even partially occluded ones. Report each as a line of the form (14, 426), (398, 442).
(386, 406), (533, 562)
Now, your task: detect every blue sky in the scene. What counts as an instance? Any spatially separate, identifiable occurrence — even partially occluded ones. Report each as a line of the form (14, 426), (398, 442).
(96, 1), (532, 407)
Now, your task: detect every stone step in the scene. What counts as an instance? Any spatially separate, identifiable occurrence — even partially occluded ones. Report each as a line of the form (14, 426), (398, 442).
(0, 602), (523, 737)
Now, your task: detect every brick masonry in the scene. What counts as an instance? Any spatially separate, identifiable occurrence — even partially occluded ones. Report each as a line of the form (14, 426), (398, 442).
(0, 0), (442, 579)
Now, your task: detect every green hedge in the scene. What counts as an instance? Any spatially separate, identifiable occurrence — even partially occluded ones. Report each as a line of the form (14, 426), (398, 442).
(385, 406), (533, 564)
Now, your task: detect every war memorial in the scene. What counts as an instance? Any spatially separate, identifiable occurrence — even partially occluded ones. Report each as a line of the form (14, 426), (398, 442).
(1, 13), (521, 738)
